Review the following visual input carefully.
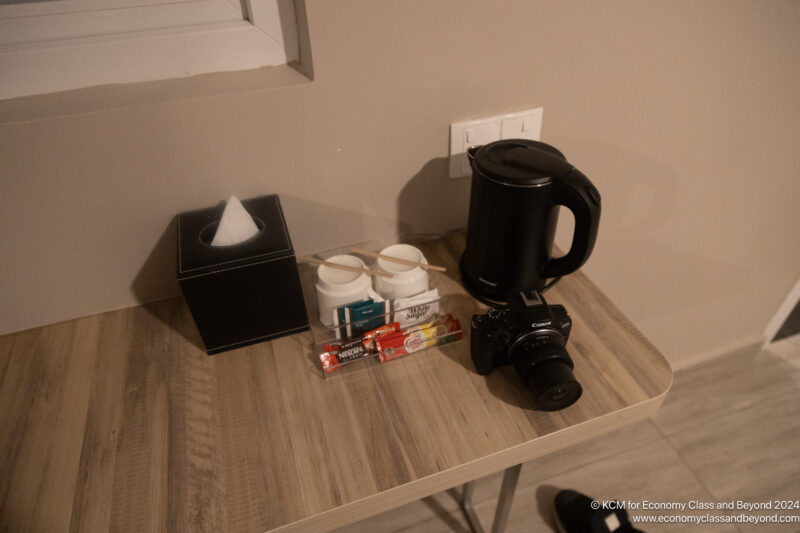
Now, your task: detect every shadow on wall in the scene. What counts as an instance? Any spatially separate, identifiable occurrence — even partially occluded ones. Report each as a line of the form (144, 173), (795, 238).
(131, 216), (206, 350)
(131, 216), (180, 306)
(397, 156), (472, 236)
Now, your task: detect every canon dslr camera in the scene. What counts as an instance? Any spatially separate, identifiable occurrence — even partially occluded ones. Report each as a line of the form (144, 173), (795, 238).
(471, 290), (582, 411)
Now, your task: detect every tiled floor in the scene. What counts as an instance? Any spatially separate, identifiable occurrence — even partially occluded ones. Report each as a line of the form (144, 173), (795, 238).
(334, 336), (800, 532)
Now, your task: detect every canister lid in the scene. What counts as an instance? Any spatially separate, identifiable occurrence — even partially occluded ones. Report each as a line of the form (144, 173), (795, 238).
(471, 139), (574, 186)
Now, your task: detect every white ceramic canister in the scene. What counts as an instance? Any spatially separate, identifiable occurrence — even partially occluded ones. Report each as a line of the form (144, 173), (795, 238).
(315, 254), (372, 327)
(373, 244), (430, 300)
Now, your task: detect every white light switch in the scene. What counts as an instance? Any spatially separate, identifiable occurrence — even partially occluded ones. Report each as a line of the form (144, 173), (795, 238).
(501, 117), (525, 138)
(501, 107), (543, 140)
(449, 107), (543, 178)
(466, 122), (501, 148)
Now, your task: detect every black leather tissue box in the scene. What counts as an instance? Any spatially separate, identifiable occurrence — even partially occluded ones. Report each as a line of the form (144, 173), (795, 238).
(176, 194), (309, 354)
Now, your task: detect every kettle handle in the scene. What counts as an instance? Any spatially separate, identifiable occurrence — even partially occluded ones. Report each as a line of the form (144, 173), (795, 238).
(467, 145), (480, 166)
(542, 169), (601, 279)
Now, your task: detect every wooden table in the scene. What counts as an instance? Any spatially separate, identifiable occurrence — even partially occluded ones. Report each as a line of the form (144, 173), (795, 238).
(0, 232), (672, 533)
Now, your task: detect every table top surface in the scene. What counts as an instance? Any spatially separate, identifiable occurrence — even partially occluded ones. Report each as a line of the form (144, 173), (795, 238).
(0, 232), (672, 533)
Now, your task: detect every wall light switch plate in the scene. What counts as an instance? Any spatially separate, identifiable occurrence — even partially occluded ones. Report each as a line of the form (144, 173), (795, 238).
(449, 107), (543, 178)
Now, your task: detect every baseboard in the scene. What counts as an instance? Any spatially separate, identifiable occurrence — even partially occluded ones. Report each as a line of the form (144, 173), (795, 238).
(671, 334), (765, 371)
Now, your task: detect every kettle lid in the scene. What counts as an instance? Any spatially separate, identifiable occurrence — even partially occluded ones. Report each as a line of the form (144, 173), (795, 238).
(471, 139), (574, 186)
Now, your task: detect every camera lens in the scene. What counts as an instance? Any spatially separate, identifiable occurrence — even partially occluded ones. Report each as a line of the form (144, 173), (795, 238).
(525, 359), (582, 411)
(513, 341), (582, 411)
(547, 385), (571, 403)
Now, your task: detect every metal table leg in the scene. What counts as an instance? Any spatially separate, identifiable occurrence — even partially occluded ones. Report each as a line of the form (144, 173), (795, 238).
(460, 463), (523, 533)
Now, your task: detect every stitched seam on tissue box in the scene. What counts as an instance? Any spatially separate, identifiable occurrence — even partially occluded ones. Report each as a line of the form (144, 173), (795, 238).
(177, 254), (297, 279)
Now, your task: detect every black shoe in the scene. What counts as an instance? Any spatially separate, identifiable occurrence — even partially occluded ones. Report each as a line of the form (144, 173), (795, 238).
(554, 489), (643, 533)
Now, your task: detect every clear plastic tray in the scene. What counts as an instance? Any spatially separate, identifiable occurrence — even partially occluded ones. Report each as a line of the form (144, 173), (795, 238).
(303, 239), (467, 375)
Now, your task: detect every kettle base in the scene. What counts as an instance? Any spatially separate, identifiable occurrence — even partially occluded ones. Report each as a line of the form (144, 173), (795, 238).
(459, 253), (512, 308)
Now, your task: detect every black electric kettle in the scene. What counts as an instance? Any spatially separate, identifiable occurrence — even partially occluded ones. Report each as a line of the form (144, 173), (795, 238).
(460, 139), (601, 306)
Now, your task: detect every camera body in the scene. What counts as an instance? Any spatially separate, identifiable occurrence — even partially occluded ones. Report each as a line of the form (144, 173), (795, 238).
(471, 290), (582, 411)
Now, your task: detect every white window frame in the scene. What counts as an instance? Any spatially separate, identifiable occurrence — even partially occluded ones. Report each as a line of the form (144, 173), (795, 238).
(0, 0), (299, 100)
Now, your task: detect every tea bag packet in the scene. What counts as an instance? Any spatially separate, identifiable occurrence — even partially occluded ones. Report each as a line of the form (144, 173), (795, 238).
(211, 195), (260, 246)
(333, 299), (390, 339)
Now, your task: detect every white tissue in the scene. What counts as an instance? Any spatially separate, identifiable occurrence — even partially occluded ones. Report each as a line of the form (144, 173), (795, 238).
(211, 195), (260, 246)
